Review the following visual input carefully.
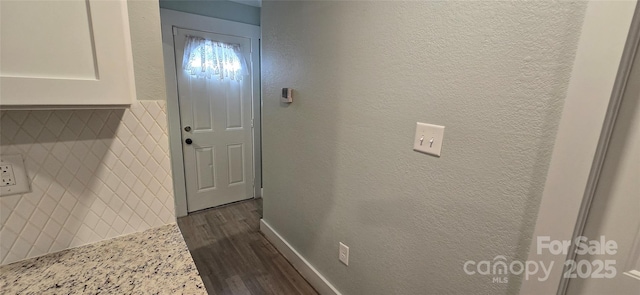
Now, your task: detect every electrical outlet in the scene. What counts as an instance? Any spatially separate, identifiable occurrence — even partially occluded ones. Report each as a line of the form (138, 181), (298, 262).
(339, 242), (349, 266)
(0, 154), (30, 197)
(1, 165), (17, 186)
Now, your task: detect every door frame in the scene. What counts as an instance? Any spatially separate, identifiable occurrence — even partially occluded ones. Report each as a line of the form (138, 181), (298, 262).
(520, 1), (639, 294)
(160, 9), (261, 217)
(556, 4), (640, 294)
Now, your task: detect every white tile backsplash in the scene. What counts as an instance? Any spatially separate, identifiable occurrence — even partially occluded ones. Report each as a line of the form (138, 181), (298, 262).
(0, 101), (175, 265)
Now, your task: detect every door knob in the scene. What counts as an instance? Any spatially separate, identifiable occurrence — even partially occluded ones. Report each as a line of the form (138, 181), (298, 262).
(184, 126), (191, 132)
(185, 138), (193, 145)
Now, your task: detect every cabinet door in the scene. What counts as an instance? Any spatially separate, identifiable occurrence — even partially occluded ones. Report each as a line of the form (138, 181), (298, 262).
(0, 0), (136, 107)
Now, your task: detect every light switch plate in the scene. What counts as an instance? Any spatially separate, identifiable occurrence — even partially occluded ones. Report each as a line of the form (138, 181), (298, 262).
(1, 154), (31, 197)
(413, 122), (445, 157)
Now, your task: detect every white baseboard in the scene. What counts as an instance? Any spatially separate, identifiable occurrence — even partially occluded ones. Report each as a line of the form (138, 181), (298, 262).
(260, 219), (342, 295)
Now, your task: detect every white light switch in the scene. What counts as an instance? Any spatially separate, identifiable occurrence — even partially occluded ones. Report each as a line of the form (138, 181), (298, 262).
(0, 154), (30, 197)
(413, 122), (445, 157)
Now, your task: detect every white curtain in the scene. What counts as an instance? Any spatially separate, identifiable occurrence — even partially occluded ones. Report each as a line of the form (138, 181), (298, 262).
(182, 36), (247, 81)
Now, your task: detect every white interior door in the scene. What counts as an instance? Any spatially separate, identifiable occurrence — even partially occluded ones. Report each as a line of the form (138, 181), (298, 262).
(565, 42), (640, 295)
(173, 28), (254, 212)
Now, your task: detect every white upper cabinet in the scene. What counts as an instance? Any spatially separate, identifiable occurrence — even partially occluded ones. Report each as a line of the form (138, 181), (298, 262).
(0, 0), (136, 107)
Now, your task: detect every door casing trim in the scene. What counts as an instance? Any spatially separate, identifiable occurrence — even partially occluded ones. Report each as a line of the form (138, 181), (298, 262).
(160, 9), (261, 217)
(520, 2), (638, 294)
(557, 3), (640, 294)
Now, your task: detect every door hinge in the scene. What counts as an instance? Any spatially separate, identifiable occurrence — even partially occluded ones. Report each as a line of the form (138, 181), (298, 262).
(251, 119), (254, 128)
(172, 27), (178, 36)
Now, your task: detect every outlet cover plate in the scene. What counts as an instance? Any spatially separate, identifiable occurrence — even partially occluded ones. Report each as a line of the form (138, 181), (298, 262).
(1, 154), (30, 197)
(339, 242), (349, 266)
(413, 122), (445, 157)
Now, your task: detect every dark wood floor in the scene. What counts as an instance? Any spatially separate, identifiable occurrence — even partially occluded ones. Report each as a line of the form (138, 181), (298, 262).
(177, 199), (318, 295)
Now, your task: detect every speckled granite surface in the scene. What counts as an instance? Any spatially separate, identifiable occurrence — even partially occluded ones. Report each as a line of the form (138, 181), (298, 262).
(0, 224), (206, 295)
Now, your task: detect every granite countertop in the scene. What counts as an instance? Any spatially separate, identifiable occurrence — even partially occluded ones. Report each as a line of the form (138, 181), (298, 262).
(0, 224), (206, 294)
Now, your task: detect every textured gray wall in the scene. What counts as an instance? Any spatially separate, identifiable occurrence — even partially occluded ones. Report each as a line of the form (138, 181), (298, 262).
(128, 0), (167, 101)
(159, 0), (260, 26)
(261, 1), (587, 294)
